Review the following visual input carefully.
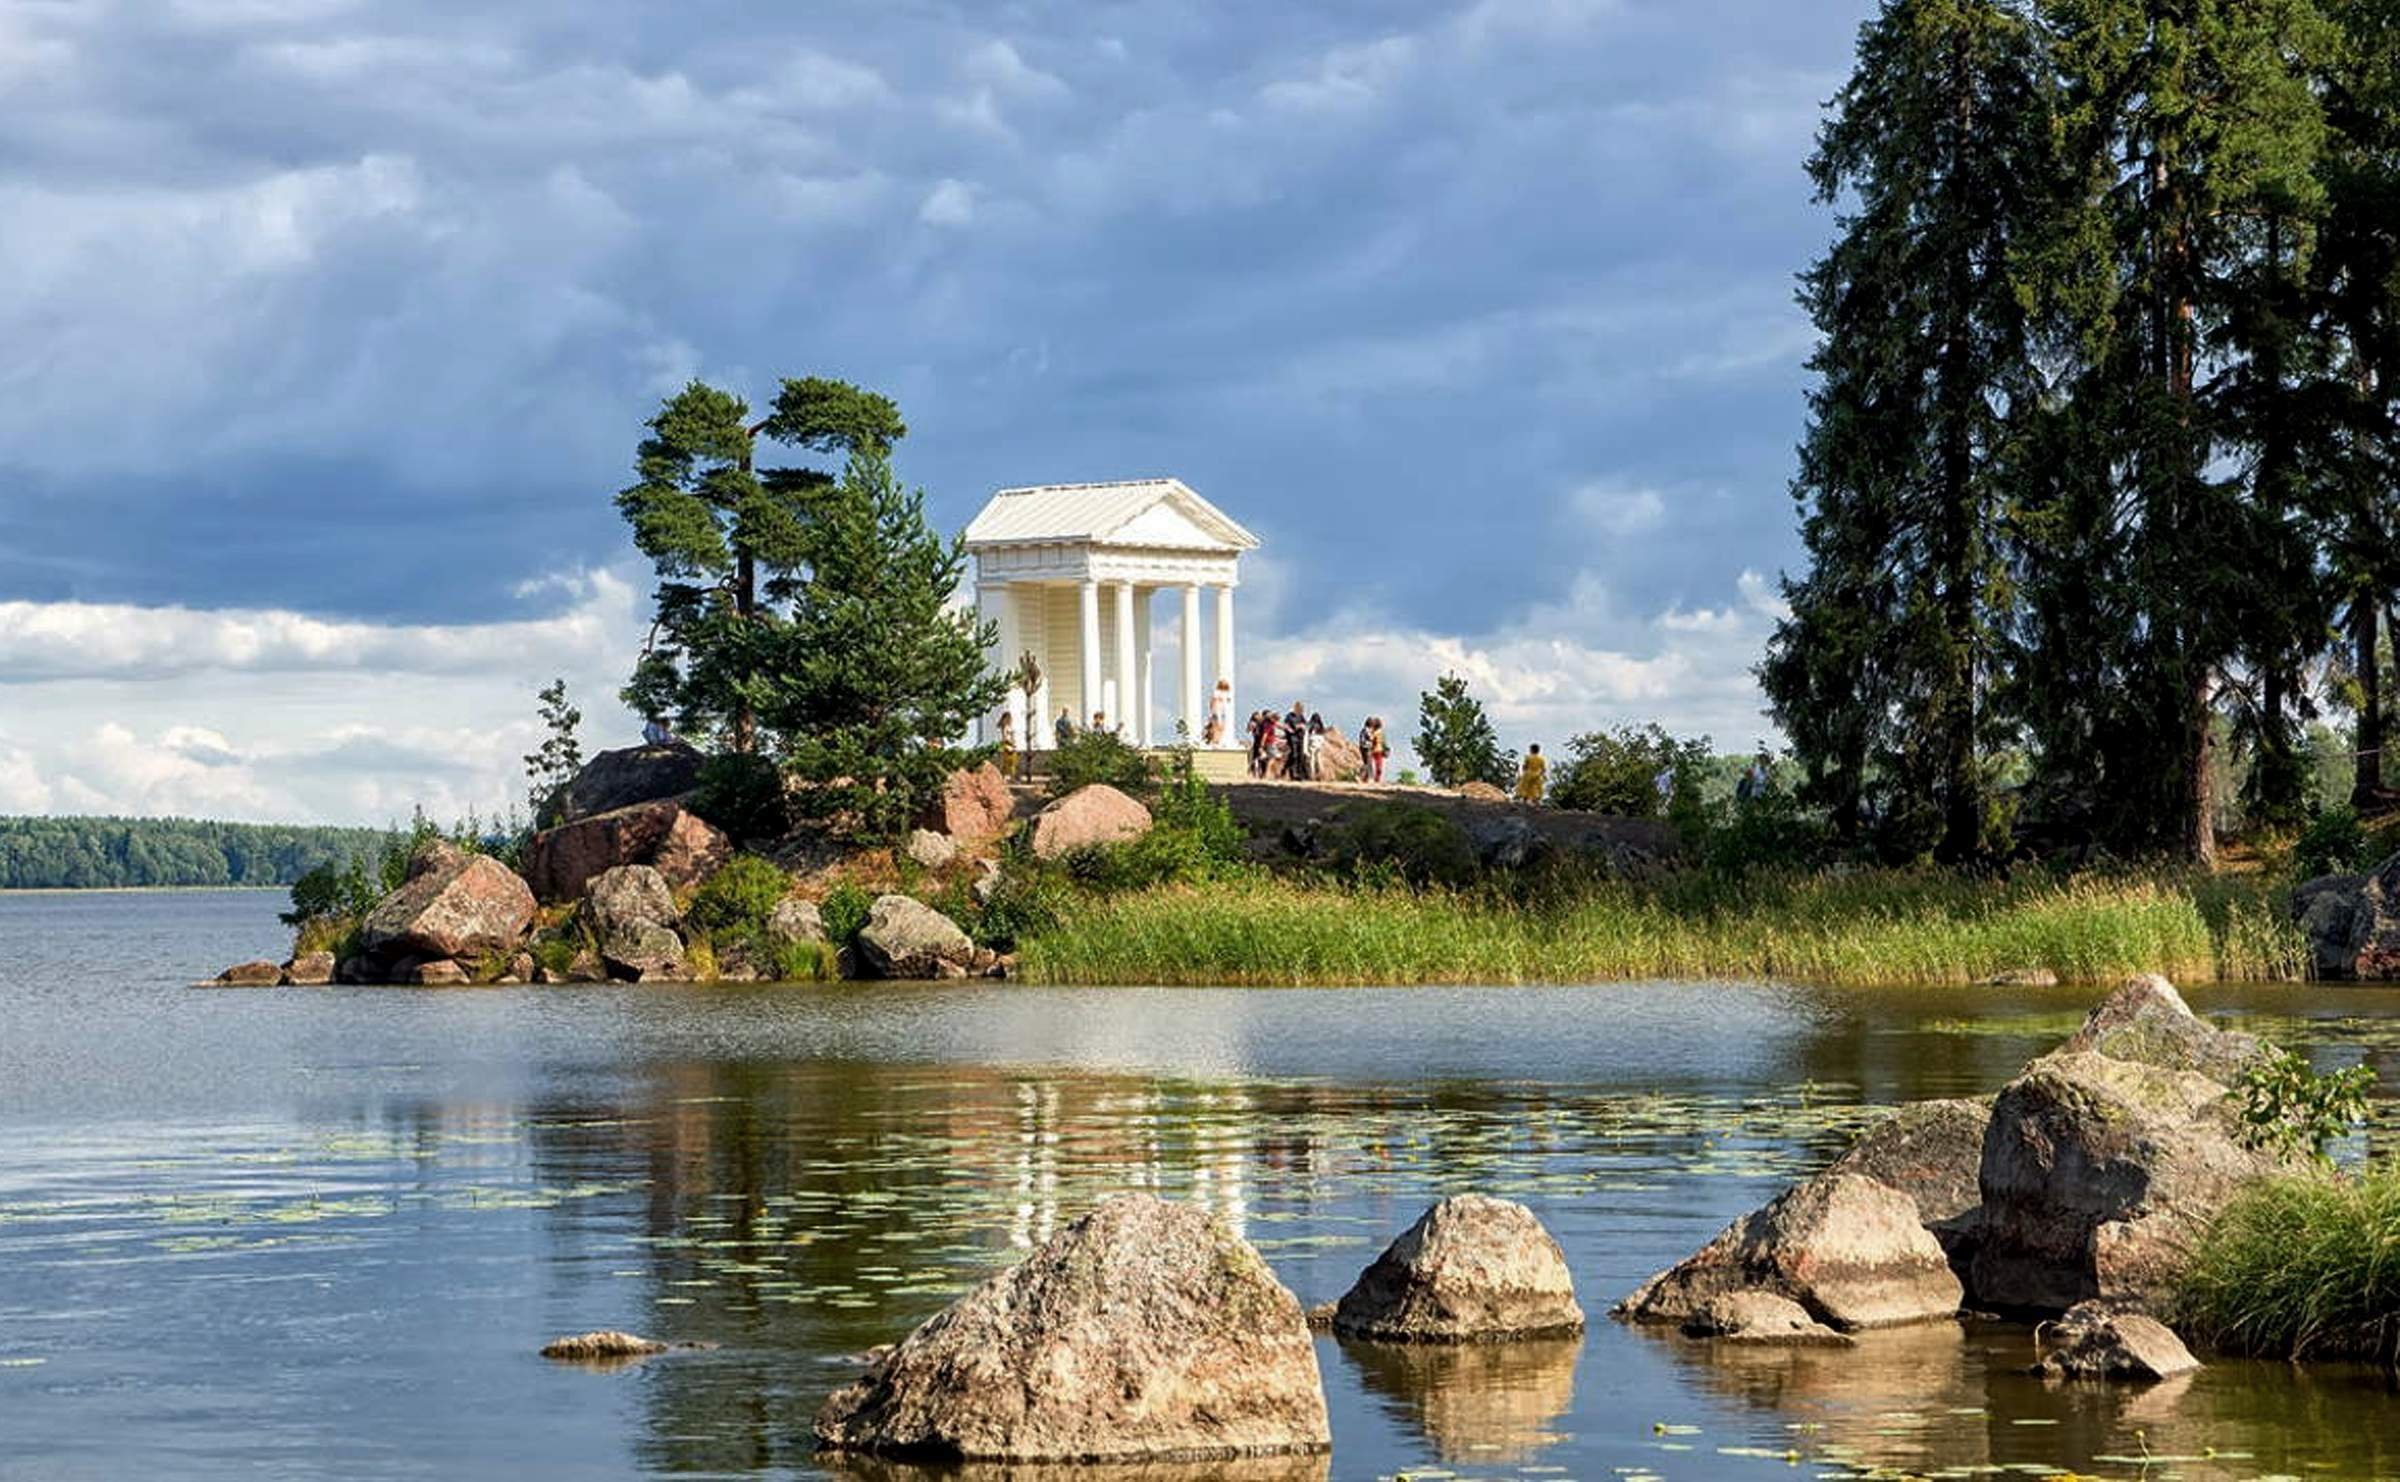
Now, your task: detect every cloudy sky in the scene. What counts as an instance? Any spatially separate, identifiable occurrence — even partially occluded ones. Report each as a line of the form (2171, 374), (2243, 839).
(0, 0), (1874, 824)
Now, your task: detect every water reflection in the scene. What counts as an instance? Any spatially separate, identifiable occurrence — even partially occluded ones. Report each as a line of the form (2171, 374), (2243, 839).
(823, 1456), (1331, 1482)
(1340, 1337), (1580, 1462)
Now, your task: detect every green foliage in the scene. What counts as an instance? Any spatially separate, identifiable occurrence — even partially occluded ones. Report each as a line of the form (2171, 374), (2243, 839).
(2235, 1047), (2376, 1163)
(1318, 803), (1480, 891)
(1691, 784), (1835, 878)
(819, 881), (873, 948)
(529, 935), (582, 981)
(2181, 1159), (2400, 1365)
(2294, 805), (2371, 880)
(1152, 748), (1245, 865)
(964, 865), (1074, 951)
(763, 447), (1008, 841)
(1046, 728), (1155, 798)
(0, 816), (387, 891)
(523, 678), (583, 826)
(686, 855), (791, 939)
(617, 376), (904, 752)
(1550, 724), (1712, 818)
(689, 753), (791, 845)
(1413, 673), (1515, 790)
(768, 938), (842, 983)
(280, 857), (378, 928)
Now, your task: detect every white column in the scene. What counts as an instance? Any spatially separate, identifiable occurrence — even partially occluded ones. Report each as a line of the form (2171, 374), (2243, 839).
(999, 584), (1027, 752)
(1213, 585), (1236, 748)
(1078, 578), (1103, 734)
(1113, 581), (1137, 739)
(1134, 592), (1155, 747)
(1180, 583), (1204, 743)
(978, 583), (1012, 745)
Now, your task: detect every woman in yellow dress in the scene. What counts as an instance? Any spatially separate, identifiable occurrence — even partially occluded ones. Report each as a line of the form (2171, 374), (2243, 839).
(1515, 744), (1547, 805)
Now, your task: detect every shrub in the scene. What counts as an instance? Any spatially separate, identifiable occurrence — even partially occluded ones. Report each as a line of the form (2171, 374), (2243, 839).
(282, 857), (378, 928)
(820, 881), (874, 947)
(690, 753), (792, 845)
(2181, 1159), (2400, 1364)
(1549, 723), (1712, 818)
(2234, 1048), (2375, 1163)
(1048, 729), (1154, 798)
(687, 855), (792, 938)
(967, 865), (1074, 950)
(529, 935), (582, 980)
(1319, 802), (1479, 890)
(2294, 804), (2369, 881)
(769, 939), (841, 982)
(1152, 748), (1246, 867)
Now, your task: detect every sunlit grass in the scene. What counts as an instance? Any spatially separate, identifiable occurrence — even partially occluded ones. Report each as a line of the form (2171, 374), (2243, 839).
(2181, 1161), (2400, 1365)
(1017, 867), (2307, 987)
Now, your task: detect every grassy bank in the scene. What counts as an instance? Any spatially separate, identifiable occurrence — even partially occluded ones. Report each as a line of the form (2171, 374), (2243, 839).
(2181, 1161), (2400, 1365)
(1015, 867), (2307, 987)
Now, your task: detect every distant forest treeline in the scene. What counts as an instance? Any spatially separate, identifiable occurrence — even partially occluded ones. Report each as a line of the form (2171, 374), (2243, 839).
(0, 816), (387, 890)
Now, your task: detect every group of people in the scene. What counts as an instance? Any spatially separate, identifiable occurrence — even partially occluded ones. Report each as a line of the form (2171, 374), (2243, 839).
(1244, 705), (1394, 782)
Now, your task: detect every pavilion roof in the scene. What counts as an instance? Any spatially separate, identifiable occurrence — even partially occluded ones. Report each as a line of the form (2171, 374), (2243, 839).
(965, 478), (1260, 553)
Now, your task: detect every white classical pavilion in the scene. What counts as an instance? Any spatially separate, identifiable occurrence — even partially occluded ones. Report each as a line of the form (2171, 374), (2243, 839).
(965, 478), (1259, 751)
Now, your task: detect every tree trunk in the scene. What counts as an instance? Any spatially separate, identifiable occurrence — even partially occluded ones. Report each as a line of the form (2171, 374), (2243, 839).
(732, 550), (757, 755)
(2354, 594), (2382, 809)
(1935, 29), (1981, 865)
(2188, 670), (2216, 870)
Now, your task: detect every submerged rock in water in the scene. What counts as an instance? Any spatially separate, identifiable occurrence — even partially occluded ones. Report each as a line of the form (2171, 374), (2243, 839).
(1680, 1290), (1855, 1347)
(1616, 1171), (1962, 1332)
(814, 1194), (1329, 1462)
(2032, 1301), (2201, 1381)
(210, 960), (283, 987)
(1982, 968), (2059, 988)
(540, 1330), (668, 1360)
(1331, 1195), (1584, 1342)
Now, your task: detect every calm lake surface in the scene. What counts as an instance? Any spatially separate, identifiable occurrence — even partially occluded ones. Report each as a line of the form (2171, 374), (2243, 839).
(4, 890), (2399, 1481)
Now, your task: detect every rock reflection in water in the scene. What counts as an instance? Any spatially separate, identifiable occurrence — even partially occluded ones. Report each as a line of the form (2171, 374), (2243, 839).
(821, 1454), (1331, 1482)
(1340, 1337), (1581, 1463)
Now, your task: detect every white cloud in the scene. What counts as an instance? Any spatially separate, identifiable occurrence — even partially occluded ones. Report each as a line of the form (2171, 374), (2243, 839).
(919, 177), (977, 227)
(1572, 482), (1668, 537)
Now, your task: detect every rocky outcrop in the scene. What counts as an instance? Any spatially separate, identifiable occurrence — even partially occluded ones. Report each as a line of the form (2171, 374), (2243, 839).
(1970, 975), (2291, 1313)
(523, 800), (731, 902)
(1314, 730), (1365, 784)
(579, 864), (687, 980)
(921, 762), (1015, 844)
(211, 960), (283, 987)
(1464, 814), (1542, 871)
(1030, 785), (1154, 860)
(1457, 781), (1508, 803)
(541, 1330), (668, 1360)
(814, 1194), (1330, 1463)
(557, 741), (704, 822)
(1681, 1290), (1854, 1346)
(282, 951), (336, 986)
(410, 959), (471, 986)
(1828, 1097), (1991, 1266)
(1971, 1048), (2289, 1312)
(1331, 1196), (1584, 1343)
(356, 847), (535, 966)
(856, 895), (975, 979)
(2032, 1301), (2201, 1381)
(905, 829), (959, 871)
(768, 896), (826, 947)
(1983, 968), (2060, 988)
(1617, 1172), (1962, 1332)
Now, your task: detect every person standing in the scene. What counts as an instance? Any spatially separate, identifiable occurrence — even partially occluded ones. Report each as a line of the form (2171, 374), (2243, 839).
(1054, 708), (1077, 746)
(1362, 717), (1389, 783)
(996, 710), (1019, 781)
(1249, 710), (1272, 778)
(1284, 701), (1310, 782)
(1515, 744), (1547, 805)
(1209, 680), (1233, 748)
(1304, 713), (1327, 781)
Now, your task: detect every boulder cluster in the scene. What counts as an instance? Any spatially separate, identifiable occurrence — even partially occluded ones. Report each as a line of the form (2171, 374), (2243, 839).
(1615, 974), (2290, 1377)
(814, 1191), (1581, 1466)
(2294, 846), (2400, 979)
(209, 745), (1165, 989)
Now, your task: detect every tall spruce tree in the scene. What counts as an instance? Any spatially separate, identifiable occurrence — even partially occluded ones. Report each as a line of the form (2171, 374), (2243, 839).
(2022, 0), (2331, 863)
(1761, 0), (2049, 862)
(1413, 674), (1516, 789)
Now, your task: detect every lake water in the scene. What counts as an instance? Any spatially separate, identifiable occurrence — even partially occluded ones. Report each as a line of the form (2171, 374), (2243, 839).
(4, 889), (2399, 1481)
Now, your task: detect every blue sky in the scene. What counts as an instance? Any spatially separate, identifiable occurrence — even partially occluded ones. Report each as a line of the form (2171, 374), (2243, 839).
(0, 0), (1874, 823)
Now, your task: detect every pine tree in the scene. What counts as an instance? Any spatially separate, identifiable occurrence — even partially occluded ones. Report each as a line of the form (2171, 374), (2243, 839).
(1761, 0), (2050, 861)
(1413, 674), (1516, 789)
(617, 377), (903, 752)
(760, 448), (1006, 840)
(523, 678), (584, 824)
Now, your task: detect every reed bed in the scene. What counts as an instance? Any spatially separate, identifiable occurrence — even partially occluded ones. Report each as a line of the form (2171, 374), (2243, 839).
(2181, 1161), (2400, 1365)
(1016, 868), (2306, 987)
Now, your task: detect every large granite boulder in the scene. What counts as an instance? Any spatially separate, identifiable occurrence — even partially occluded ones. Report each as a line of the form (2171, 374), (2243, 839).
(855, 895), (975, 979)
(1331, 1195), (1584, 1342)
(2032, 1301), (2201, 1381)
(1315, 730), (1364, 784)
(211, 960), (283, 987)
(356, 848), (534, 965)
(1971, 1048), (2290, 1312)
(584, 865), (685, 980)
(814, 1194), (1330, 1463)
(523, 800), (731, 902)
(1616, 1172), (1962, 1332)
(1030, 784), (1153, 860)
(282, 951), (336, 986)
(905, 829), (959, 870)
(920, 762), (1015, 844)
(557, 741), (704, 822)
(1828, 1096), (1992, 1266)
(768, 897), (826, 947)
(2057, 974), (2264, 1082)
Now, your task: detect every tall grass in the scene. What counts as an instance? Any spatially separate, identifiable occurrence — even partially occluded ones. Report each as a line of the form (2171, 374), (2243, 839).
(1016, 868), (2306, 987)
(2181, 1162), (2400, 1365)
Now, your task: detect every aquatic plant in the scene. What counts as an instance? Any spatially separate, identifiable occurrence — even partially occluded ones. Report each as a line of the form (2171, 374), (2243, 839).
(2181, 1159), (2400, 1365)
